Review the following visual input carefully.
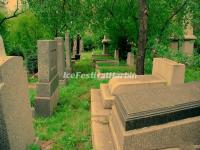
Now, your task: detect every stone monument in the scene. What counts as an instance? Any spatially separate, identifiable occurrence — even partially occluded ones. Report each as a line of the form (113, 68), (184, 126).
(65, 32), (72, 73)
(114, 50), (119, 60)
(35, 40), (59, 117)
(169, 24), (197, 56)
(0, 56), (34, 150)
(75, 33), (81, 60)
(110, 82), (200, 149)
(126, 52), (134, 67)
(102, 36), (110, 54)
(0, 35), (6, 56)
(55, 37), (67, 86)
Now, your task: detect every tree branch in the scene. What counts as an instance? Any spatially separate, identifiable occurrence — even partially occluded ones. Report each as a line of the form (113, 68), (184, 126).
(158, 0), (188, 42)
(0, 0), (24, 26)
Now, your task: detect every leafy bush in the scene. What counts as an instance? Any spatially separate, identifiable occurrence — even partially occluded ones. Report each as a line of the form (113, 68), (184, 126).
(83, 35), (96, 51)
(4, 11), (52, 73)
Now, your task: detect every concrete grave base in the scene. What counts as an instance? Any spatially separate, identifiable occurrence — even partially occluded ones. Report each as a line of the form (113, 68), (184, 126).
(91, 89), (114, 150)
(59, 78), (68, 86)
(110, 106), (200, 150)
(35, 88), (59, 117)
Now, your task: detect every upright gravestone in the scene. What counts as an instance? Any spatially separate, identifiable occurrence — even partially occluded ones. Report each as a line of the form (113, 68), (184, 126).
(35, 40), (59, 117)
(0, 56), (34, 150)
(65, 32), (72, 73)
(102, 36), (110, 54)
(126, 52), (134, 67)
(55, 37), (67, 86)
(80, 40), (84, 52)
(114, 50), (119, 60)
(0, 36), (6, 56)
(75, 34), (81, 60)
(72, 38), (77, 58)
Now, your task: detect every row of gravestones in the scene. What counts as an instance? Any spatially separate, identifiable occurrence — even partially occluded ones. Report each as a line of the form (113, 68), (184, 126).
(0, 32), (79, 149)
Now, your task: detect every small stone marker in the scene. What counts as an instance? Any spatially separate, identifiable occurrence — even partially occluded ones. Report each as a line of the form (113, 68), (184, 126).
(114, 50), (119, 60)
(65, 32), (72, 73)
(35, 40), (59, 117)
(55, 37), (67, 86)
(80, 39), (84, 52)
(72, 38), (77, 58)
(0, 35), (6, 56)
(0, 56), (34, 150)
(102, 36), (110, 54)
(126, 52), (134, 66)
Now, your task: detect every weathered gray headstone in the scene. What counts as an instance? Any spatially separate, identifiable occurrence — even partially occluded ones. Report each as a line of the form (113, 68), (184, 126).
(35, 40), (59, 117)
(75, 34), (81, 60)
(0, 35), (6, 56)
(72, 38), (77, 58)
(114, 50), (119, 60)
(126, 52), (134, 67)
(80, 40), (84, 52)
(102, 36), (110, 54)
(0, 56), (34, 150)
(55, 37), (67, 86)
(65, 32), (72, 73)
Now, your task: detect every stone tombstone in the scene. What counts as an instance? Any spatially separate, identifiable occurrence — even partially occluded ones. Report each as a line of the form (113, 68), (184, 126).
(72, 38), (77, 58)
(55, 37), (67, 86)
(35, 40), (59, 117)
(75, 34), (81, 60)
(80, 39), (84, 52)
(0, 35), (6, 56)
(65, 32), (72, 73)
(169, 24), (196, 56)
(110, 82), (200, 150)
(126, 52), (134, 67)
(114, 50), (119, 60)
(102, 35), (110, 54)
(0, 56), (34, 150)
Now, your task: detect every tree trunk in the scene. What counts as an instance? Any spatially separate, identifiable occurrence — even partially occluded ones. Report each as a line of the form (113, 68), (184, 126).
(136, 0), (148, 75)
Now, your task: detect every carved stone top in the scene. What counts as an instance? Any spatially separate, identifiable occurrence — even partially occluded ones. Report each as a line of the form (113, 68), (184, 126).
(102, 35), (110, 44)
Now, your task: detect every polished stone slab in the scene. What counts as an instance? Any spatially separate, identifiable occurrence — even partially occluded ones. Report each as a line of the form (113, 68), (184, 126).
(115, 82), (200, 131)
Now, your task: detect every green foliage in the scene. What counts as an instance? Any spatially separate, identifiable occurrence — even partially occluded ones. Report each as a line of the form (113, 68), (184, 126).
(28, 144), (40, 150)
(83, 34), (96, 51)
(3, 11), (52, 73)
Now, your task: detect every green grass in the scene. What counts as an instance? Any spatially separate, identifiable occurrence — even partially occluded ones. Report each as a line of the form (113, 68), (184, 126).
(93, 55), (114, 61)
(99, 66), (135, 73)
(28, 75), (38, 83)
(185, 67), (200, 82)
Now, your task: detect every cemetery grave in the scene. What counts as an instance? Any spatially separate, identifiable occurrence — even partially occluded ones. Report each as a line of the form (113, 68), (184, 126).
(1, 1), (200, 149)
(1, 31), (200, 150)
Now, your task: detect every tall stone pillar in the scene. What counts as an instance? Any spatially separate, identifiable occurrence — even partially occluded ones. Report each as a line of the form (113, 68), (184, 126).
(55, 37), (67, 86)
(65, 32), (72, 73)
(102, 35), (110, 54)
(35, 40), (59, 117)
(75, 34), (81, 60)
(0, 56), (34, 150)
(0, 35), (6, 56)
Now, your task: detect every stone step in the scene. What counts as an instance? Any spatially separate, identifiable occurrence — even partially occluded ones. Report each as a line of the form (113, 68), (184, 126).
(100, 84), (115, 109)
(91, 89), (114, 150)
(91, 89), (111, 118)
